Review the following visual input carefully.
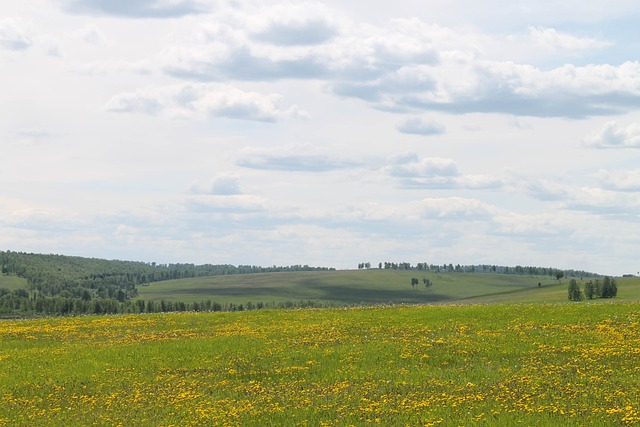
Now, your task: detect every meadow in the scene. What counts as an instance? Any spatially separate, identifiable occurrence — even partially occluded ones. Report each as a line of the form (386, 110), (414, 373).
(135, 269), (567, 306)
(2, 294), (640, 426)
(0, 275), (27, 292)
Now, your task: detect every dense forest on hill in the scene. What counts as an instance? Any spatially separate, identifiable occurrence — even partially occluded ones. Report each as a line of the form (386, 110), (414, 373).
(1, 250), (600, 317)
(0, 250), (332, 317)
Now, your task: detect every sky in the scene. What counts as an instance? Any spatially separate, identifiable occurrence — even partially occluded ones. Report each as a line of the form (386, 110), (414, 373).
(1, 1), (640, 275)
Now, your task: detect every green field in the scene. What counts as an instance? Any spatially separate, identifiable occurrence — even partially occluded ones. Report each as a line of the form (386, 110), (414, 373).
(2, 300), (640, 426)
(0, 275), (27, 291)
(136, 269), (640, 306)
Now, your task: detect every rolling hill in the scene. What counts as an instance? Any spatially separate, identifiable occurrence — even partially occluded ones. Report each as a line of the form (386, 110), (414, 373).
(136, 269), (640, 306)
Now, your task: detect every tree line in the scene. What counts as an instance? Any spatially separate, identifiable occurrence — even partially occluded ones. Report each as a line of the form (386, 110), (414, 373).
(358, 261), (596, 278)
(0, 290), (340, 317)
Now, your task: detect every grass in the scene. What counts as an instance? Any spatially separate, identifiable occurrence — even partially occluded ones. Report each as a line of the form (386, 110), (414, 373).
(1, 300), (640, 426)
(136, 270), (568, 306)
(0, 274), (27, 291)
(137, 270), (640, 307)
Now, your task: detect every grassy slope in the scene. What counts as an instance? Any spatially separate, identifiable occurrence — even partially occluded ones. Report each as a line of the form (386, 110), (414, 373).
(0, 275), (27, 291)
(136, 270), (640, 306)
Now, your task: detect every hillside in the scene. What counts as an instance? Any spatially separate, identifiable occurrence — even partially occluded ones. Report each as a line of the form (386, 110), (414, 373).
(137, 269), (640, 307)
(2, 250), (634, 316)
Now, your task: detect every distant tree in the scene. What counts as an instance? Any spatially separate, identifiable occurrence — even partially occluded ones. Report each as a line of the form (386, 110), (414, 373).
(593, 279), (603, 297)
(423, 278), (432, 290)
(568, 279), (583, 301)
(411, 277), (419, 289)
(601, 276), (618, 298)
(584, 281), (595, 299)
(556, 271), (565, 283)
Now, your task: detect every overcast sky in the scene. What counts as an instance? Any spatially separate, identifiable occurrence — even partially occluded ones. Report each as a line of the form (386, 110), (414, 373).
(2, 1), (640, 275)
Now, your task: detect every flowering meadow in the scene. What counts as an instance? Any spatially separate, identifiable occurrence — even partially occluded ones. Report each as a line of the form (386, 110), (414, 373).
(1, 302), (640, 426)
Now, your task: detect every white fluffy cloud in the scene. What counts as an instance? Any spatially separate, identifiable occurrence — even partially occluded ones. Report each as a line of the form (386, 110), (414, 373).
(417, 197), (497, 221)
(62, 0), (213, 18)
(582, 121), (640, 148)
(137, 6), (640, 120)
(0, 17), (34, 51)
(189, 175), (242, 196)
(595, 169), (640, 192)
(238, 146), (359, 172)
(562, 187), (640, 216)
(336, 59), (640, 118)
(527, 26), (611, 52)
(396, 117), (445, 135)
(185, 194), (266, 214)
(387, 154), (459, 178)
(105, 83), (307, 122)
(74, 23), (112, 46)
(247, 2), (340, 46)
(385, 153), (503, 190)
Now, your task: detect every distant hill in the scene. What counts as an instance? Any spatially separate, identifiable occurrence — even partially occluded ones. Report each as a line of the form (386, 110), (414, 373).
(138, 268), (634, 308)
(1, 250), (623, 317)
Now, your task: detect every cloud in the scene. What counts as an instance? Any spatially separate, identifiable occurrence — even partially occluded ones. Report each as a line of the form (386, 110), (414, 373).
(417, 197), (496, 221)
(249, 2), (339, 46)
(185, 194), (266, 214)
(561, 187), (640, 216)
(238, 149), (359, 172)
(105, 83), (307, 122)
(74, 24), (111, 46)
(2, 207), (82, 232)
(396, 117), (445, 135)
(161, 44), (331, 81)
(524, 179), (572, 201)
(384, 153), (503, 190)
(105, 90), (163, 115)
(0, 18), (34, 51)
(189, 175), (242, 195)
(387, 155), (458, 178)
(582, 121), (640, 148)
(596, 169), (640, 192)
(14, 129), (55, 145)
(160, 14), (439, 83)
(337, 59), (640, 118)
(527, 26), (611, 52)
(74, 60), (153, 76)
(62, 0), (211, 18)
(98, 6), (639, 119)
(493, 211), (577, 239)
(522, 176), (640, 217)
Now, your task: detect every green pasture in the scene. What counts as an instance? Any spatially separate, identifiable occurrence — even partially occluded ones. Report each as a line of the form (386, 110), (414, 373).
(465, 275), (640, 304)
(136, 270), (640, 306)
(2, 302), (640, 426)
(136, 269), (560, 305)
(0, 275), (27, 291)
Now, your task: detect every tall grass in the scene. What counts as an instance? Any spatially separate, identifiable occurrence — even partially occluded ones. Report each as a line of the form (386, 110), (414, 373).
(2, 301), (639, 426)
